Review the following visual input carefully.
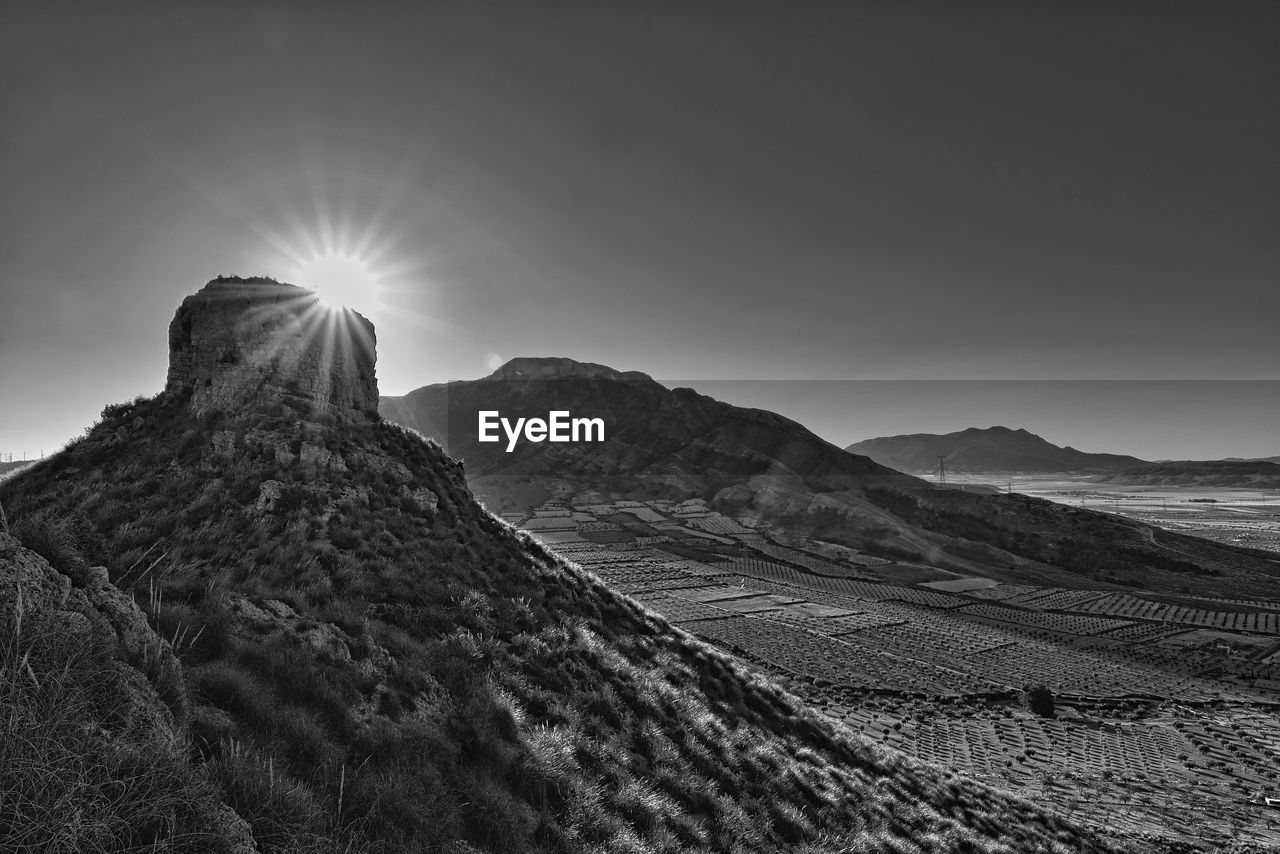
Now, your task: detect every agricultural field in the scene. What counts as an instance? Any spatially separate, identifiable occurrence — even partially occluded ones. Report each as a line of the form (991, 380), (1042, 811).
(955, 475), (1280, 554)
(508, 489), (1280, 850)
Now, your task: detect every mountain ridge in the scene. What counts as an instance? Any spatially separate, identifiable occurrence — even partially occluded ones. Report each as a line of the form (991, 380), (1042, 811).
(381, 357), (900, 492)
(483, 356), (660, 385)
(381, 359), (1280, 597)
(845, 426), (1147, 475)
(1092, 458), (1280, 488)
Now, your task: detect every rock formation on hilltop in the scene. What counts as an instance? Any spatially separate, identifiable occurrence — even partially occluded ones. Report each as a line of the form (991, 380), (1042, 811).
(165, 276), (378, 421)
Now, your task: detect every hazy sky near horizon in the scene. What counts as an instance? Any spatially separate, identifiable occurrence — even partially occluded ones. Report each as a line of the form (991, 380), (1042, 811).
(680, 380), (1279, 461)
(2, 2), (1277, 460)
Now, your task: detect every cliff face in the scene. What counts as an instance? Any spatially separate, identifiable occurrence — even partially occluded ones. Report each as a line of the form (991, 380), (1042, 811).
(165, 277), (378, 422)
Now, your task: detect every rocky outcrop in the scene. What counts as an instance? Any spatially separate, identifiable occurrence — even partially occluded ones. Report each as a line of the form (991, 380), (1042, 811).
(0, 532), (256, 850)
(166, 277), (378, 422)
(0, 534), (184, 741)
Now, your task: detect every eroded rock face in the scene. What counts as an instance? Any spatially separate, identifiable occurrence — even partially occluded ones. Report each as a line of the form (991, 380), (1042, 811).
(166, 277), (378, 422)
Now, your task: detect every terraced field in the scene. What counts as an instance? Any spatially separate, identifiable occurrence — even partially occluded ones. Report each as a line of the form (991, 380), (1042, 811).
(514, 496), (1280, 850)
(1076, 592), (1280, 633)
(955, 602), (1139, 636)
(819, 697), (1280, 846)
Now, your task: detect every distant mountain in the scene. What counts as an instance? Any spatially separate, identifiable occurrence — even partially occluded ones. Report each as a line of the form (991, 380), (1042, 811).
(1220, 455), (1280, 465)
(381, 356), (897, 495)
(382, 360), (1280, 595)
(845, 426), (1147, 474)
(1095, 459), (1280, 488)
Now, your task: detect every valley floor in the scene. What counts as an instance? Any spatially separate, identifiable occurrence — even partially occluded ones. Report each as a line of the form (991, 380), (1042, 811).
(480, 483), (1280, 851)
(948, 475), (1280, 554)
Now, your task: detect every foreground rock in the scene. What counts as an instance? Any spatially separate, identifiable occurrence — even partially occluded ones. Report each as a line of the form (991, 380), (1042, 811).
(0, 532), (256, 852)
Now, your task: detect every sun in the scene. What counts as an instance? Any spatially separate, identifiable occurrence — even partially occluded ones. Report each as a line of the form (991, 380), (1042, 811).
(295, 251), (382, 317)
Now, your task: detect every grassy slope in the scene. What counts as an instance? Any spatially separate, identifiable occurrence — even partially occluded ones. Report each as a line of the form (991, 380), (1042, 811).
(1, 545), (232, 853)
(0, 393), (1117, 854)
(0, 460), (34, 480)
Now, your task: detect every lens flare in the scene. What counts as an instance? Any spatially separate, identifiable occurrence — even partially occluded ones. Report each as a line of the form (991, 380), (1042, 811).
(295, 251), (382, 317)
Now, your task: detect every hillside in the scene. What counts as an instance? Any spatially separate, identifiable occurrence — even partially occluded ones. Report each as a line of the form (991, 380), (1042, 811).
(844, 426), (1146, 475)
(381, 358), (897, 495)
(381, 361), (1280, 597)
(1094, 459), (1280, 488)
(0, 279), (1117, 853)
(0, 460), (34, 479)
(1, 530), (260, 847)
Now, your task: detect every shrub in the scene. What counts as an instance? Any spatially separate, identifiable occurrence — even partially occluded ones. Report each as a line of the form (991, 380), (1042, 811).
(1024, 684), (1056, 718)
(9, 511), (88, 581)
(204, 740), (332, 849)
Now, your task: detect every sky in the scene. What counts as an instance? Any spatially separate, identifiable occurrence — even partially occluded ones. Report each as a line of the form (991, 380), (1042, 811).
(683, 380), (1279, 460)
(1, 1), (1277, 461)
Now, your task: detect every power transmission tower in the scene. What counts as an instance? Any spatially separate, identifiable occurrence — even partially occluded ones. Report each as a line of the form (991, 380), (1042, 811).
(935, 455), (947, 484)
